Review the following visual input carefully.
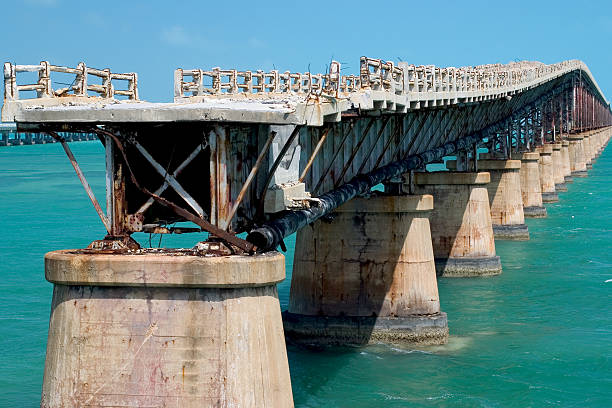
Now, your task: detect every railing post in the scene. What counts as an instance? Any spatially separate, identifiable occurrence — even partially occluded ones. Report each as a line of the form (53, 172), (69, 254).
(4, 62), (17, 100)
(38, 61), (51, 98)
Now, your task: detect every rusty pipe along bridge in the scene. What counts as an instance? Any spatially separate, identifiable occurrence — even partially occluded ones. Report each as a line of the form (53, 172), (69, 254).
(3, 57), (610, 252)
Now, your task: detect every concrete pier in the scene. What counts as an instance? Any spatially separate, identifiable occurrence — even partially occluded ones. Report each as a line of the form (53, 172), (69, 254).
(412, 171), (501, 277)
(285, 194), (448, 346)
(593, 131), (603, 157)
(511, 152), (547, 218)
(584, 134), (593, 169)
(568, 135), (588, 177)
(468, 159), (528, 240)
(551, 143), (567, 192)
(561, 140), (573, 183)
(42, 250), (293, 408)
(536, 145), (558, 203)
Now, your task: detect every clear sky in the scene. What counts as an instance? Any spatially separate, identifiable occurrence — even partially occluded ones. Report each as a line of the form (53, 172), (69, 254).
(3, 0), (612, 103)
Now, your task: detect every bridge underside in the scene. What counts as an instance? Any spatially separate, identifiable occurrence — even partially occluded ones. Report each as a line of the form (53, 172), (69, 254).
(4, 60), (611, 252)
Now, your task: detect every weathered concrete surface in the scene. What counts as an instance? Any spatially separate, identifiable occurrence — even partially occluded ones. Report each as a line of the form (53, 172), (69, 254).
(42, 251), (293, 408)
(282, 313), (448, 346)
(412, 171), (502, 277)
(286, 194), (448, 346)
(511, 152), (547, 218)
(569, 135), (588, 177)
(551, 143), (567, 192)
(583, 135), (594, 168)
(46, 250), (286, 287)
(561, 140), (573, 183)
(452, 159), (528, 240)
(536, 145), (558, 203)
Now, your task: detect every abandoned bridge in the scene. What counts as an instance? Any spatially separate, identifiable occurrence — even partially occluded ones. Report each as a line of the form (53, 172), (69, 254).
(4, 57), (610, 407)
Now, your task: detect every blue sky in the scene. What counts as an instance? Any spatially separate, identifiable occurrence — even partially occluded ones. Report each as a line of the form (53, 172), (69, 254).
(3, 0), (612, 103)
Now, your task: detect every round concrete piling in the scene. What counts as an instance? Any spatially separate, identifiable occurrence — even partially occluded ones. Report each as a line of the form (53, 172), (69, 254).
(551, 143), (567, 192)
(472, 159), (528, 240)
(285, 194), (448, 346)
(569, 135), (588, 177)
(412, 171), (502, 277)
(511, 152), (547, 218)
(536, 145), (558, 203)
(561, 140), (573, 183)
(42, 250), (293, 408)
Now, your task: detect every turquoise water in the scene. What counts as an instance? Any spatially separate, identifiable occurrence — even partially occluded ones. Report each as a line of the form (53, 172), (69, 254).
(1, 142), (611, 406)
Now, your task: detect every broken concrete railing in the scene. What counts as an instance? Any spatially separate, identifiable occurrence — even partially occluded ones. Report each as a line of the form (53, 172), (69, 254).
(3, 61), (138, 101)
(173, 57), (596, 106)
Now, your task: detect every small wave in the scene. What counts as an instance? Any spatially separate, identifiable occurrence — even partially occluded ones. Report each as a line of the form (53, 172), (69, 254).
(387, 346), (433, 355)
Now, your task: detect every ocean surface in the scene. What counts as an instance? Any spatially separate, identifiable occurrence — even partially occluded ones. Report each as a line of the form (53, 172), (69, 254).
(0, 142), (611, 407)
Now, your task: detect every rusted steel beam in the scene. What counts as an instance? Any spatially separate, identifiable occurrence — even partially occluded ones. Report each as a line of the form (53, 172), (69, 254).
(97, 128), (255, 253)
(333, 117), (379, 187)
(47, 131), (111, 233)
(312, 120), (357, 194)
(224, 130), (277, 230)
(247, 130), (485, 251)
(137, 143), (206, 215)
(370, 115), (403, 171)
(130, 139), (205, 218)
(299, 126), (331, 183)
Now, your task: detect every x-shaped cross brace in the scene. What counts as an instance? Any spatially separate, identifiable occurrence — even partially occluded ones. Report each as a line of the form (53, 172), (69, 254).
(131, 139), (206, 218)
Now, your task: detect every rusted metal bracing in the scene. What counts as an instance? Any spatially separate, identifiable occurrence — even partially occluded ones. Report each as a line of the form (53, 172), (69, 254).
(129, 137), (205, 218)
(136, 143), (206, 215)
(247, 129), (486, 251)
(312, 120), (356, 194)
(299, 127), (331, 183)
(246, 83), (596, 251)
(46, 131), (111, 233)
(94, 127), (256, 253)
(6, 55), (612, 255)
(334, 117), (379, 187)
(224, 130), (277, 230)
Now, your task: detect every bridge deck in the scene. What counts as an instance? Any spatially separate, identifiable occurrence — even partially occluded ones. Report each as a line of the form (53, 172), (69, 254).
(3, 59), (607, 127)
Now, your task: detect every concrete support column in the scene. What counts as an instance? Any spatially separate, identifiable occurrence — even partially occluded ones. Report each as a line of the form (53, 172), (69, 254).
(551, 143), (567, 192)
(511, 152), (546, 218)
(561, 140), (573, 183)
(42, 251), (293, 408)
(568, 135), (588, 177)
(411, 171), (501, 277)
(583, 134), (594, 168)
(536, 145), (558, 203)
(593, 131), (603, 157)
(285, 194), (448, 346)
(467, 159), (528, 240)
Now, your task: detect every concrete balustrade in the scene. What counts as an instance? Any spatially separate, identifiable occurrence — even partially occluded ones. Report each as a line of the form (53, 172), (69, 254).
(42, 251), (293, 408)
(551, 143), (567, 192)
(410, 171), (501, 277)
(568, 135), (588, 177)
(285, 194), (448, 346)
(511, 152), (547, 218)
(536, 145), (558, 203)
(561, 140), (573, 183)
